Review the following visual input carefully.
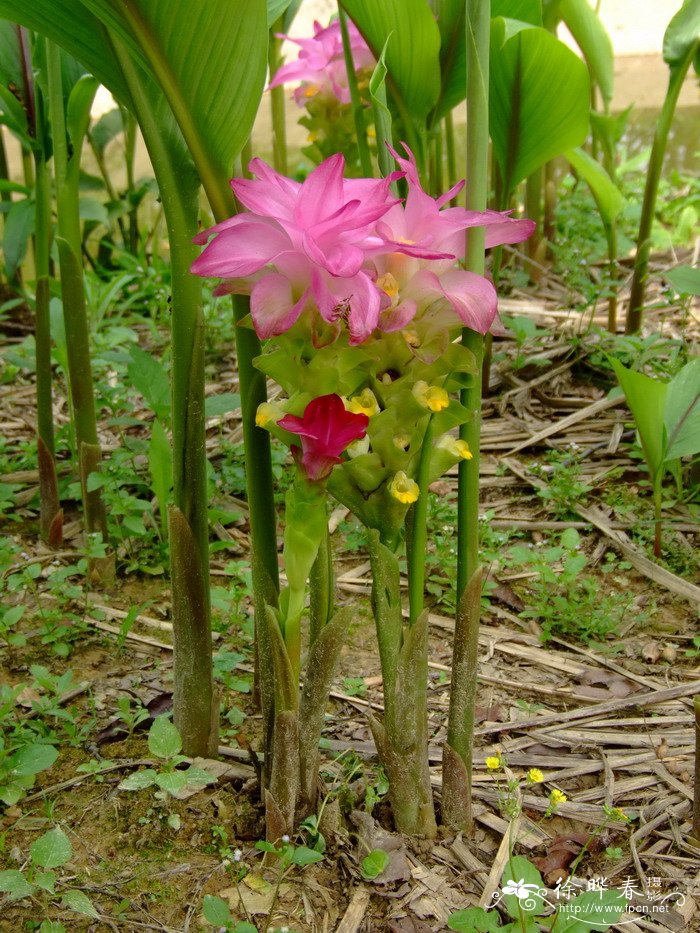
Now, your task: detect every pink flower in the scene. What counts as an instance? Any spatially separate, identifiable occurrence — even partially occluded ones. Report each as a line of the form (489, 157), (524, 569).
(191, 154), (401, 344)
(269, 18), (374, 106)
(278, 394), (369, 480)
(371, 145), (535, 335)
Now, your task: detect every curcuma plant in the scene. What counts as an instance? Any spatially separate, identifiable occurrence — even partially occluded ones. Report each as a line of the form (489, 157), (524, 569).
(192, 145), (532, 836)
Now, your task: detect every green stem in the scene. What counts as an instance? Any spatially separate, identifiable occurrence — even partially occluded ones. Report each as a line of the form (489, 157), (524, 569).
(524, 168), (543, 273)
(626, 43), (698, 334)
(122, 106), (139, 254)
(46, 41), (109, 551)
(446, 0), (490, 830)
(408, 417), (434, 625)
(113, 40), (215, 756)
(268, 20), (288, 174)
(653, 484), (663, 559)
(309, 525), (333, 648)
(606, 220), (619, 332)
(338, 3), (373, 177)
(444, 111), (458, 204)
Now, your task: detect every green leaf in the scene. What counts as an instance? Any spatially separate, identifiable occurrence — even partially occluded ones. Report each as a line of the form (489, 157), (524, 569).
(664, 358), (700, 462)
(369, 37), (393, 179)
(565, 147), (623, 226)
(33, 870), (57, 894)
(559, 0), (614, 106)
(155, 771), (189, 795)
(203, 894), (232, 925)
(80, 0), (268, 185)
(30, 827), (72, 869)
(610, 358), (668, 481)
(39, 922), (66, 933)
(430, 0), (542, 122)
(118, 769), (158, 791)
(61, 889), (100, 919)
(490, 24), (590, 195)
(183, 766), (217, 789)
(9, 743), (58, 777)
(128, 345), (171, 423)
(89, 107), (123, 157)
(341, 0), (442, 120)
(3, 197), (34, 280)
(291, 845), (325, 867)
(663, 0), (700, 68)
(0, 20), (30, 141)
(0, 869), (35, 900)
(448, 906), (502, 931)
(205, 392), (241, 418)
(665, 264), (700, 296)
(500, 855), (546, 918)
(553, 888), (626, 931)
(0, 1), (134, 106)
(267, 0), (296, 25)
(360, 848), (390, 879)
(66, 74), (99, 172)
(148, 715), (182, 759)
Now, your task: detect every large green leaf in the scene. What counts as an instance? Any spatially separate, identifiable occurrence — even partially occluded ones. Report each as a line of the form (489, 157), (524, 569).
(663, 0), (700, 68)
(665, 358), (700, 462)
(559, 0), (614, 107)
(0, 1), (133, 106)
(610, 358), (668, 482)
(490, 22), (589, 195)
(341, 0), (442, 120)
(430, 0), (542, 123)
(80, 0), (268, 183)
(565, 146), (623, 225)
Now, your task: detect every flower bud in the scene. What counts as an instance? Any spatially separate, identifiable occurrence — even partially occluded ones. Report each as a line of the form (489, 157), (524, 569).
(256, 400), (286, 428)
(347, 435), (370, 458)
(347, 387), (380, 417)
(437, 436), (472, 460)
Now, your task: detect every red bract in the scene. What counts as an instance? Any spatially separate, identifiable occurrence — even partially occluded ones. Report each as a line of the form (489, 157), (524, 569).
(278, 394), (369, 481)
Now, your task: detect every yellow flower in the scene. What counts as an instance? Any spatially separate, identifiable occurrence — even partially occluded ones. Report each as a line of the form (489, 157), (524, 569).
(302, 83), (319, 98)
(402, 328), (420, 347)
(393, 433), (411, 451)
(377, 272), (400, 301)
(413, 380), (449, 412)
(307, 130), (320, 143)
(437, 436), (472, 460)
(347, 388), (380, 418)
(606, 806), (629, 823)
(527, 768), (544, 784)
(549, 789), (567, 806)
(485, 756), (502, 772)
(389, 471), (419, 504)
(255, 401), (285, 428)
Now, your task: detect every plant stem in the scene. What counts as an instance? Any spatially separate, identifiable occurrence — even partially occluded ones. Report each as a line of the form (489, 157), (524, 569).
(338, 3), (373, 177)
(34, 145), (62, 546)
(46, 41), (109, 560)
(113, 40), (216, 756)
(408, 418), (434, 625)
(309, 524), (333, 648)
(446, 0), (491, 831)
(444, 111), (458, 204)
(269, 19), (288, 175)
(626, 41), (698, 334)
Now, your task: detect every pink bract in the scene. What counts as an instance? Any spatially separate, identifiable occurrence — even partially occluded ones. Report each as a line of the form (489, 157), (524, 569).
(278, 394), (369, 481)
(268, 18), (374, 106)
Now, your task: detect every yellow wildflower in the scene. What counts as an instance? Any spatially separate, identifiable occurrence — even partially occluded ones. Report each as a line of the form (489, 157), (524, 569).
(413, 380), (449, 412)
(549, 789), (567, 806)
(527, 768), (544, 784)
(389, 471), (419, 504)
(606, 806), (629, 823)
(347, 388), (380, 418)
(485, 756), (502, 772)
(437, 436), (472, 460)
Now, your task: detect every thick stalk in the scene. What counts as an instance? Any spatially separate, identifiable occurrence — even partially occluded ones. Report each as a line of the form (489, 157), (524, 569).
(408, 418), (434, 625)
(368, 531), (436, 837)
(606, 221), (619, 332)
(268, 20), (288, 174)
(447, 0), (491, 831)
(34, 148), (62, 546)
(626, 44), (697, 334)
(46, 42), (109, 555)
(113, 42), (216, 756)
(338, 3), (373, 177)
